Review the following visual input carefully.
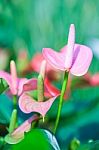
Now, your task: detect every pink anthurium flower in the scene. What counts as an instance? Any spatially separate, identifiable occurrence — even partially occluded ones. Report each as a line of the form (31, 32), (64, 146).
(5, 115), (39, 144)
(19, 93), (58, 119)
(43, 24), (93, 76)
(0, 60), (37, 96)
(19, 79), (60, 119)
(19, 78), (60, 119)
(19, 60), (60, 119)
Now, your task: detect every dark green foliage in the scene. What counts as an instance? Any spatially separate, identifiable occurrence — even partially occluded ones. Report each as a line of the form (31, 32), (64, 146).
(12, 129), (60, 150)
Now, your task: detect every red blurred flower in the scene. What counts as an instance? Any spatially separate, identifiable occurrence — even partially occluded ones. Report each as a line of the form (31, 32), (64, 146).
(84, 73), (99, 86)
(23, 53), (61, 81)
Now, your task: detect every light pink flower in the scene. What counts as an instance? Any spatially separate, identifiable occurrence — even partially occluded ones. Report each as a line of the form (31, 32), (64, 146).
(19, 93), (58, 119)
(19, 82), (60, 118)
(19, 60), (60, 118)
(0, 60), (37, 96)
(43, 24), (93, 76)
(5, 115), (39, 144)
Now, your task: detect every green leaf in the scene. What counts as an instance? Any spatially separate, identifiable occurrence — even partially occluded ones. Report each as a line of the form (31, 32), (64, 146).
(2, 144), (11, 150)
(12, 129), (60, 150)
(0, 137), (4, 149)
(48, 85), (99, 120)
(72, 86), (99, 101)
(0, 111), (8, 124)
(0, 94), (33, 126)
(0, 94), (12, 124)
(0, 79), (8, 94)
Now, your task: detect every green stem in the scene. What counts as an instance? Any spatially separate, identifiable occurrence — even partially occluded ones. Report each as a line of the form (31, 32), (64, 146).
(31, 116), (42, 128)
(54, 71), (68, 134)
(13, 95), (17, 109)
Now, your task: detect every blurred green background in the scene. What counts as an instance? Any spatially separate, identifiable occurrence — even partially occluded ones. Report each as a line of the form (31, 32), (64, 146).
(0, 0), (99, 57)
(0, 0), (99, 150)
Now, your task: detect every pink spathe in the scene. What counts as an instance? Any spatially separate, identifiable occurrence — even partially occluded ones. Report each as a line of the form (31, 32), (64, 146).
(19, 93), (58, 117)
(5, 115), (38, 144)
(0, 60), (37, 95)
(19, 59), (60, 118)
(43, 24), (93, 76)
(19, 80), (60, 117)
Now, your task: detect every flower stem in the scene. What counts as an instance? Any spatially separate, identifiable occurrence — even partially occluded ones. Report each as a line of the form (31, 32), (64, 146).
(13, 95), (17, 109)
(54, 71), (68, 134)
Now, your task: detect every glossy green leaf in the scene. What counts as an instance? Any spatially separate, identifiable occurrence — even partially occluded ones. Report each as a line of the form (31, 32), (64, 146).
(12, 129), (60, 150)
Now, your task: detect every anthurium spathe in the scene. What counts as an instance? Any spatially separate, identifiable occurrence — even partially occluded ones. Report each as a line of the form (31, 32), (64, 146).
(0, 60), (37, 96)
(5, 115), (39, 144)
(19, 93), (58, 118)
(43, 24), (93, 76)
(19, 60), (60, 119)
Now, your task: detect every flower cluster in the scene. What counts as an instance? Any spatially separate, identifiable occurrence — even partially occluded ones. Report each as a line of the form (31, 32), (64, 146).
(0, 24), (93, 144)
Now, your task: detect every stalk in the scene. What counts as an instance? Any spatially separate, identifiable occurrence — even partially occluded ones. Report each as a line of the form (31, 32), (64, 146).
(54, 71), (68, 134)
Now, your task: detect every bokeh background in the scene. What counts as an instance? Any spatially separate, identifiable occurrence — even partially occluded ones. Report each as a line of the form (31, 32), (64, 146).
(0, 0), (99, 150)
(0, 0), (99, 58)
